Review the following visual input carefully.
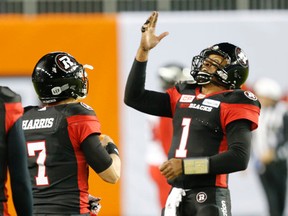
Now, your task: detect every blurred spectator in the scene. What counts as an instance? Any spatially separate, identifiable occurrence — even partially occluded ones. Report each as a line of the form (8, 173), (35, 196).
(252, 77), (288, 216)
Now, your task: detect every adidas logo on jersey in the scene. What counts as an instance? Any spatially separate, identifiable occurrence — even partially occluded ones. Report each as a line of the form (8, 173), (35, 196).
(22, 118), (54, 130)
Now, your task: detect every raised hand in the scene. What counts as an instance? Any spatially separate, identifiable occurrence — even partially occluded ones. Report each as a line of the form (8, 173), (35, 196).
(136, 11), (169, 61)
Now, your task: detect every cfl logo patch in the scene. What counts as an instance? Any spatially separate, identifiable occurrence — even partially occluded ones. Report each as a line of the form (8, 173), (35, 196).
(180, 95), (195, 103)
(196, 192), (207, 203)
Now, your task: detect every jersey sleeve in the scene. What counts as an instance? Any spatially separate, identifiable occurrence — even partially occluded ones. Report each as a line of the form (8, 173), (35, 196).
(124, 59), (172, 117)
(166, 82), (197, 117)
(5, 103), (23, 132)
(166, 85), (185, 116)
(7, 119), (33, 216)
(66, 103), (101, 147)
(0, 86), (23, 132)
(221, 90), (261, 131)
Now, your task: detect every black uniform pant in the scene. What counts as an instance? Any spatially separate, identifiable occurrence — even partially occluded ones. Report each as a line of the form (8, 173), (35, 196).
(258, 160), (287, 216)
(161, 187), (231, 216)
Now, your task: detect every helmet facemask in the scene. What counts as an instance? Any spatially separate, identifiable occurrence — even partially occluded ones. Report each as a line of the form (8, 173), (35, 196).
(191, 50), (230, 87)
(69, 66), (89, 100)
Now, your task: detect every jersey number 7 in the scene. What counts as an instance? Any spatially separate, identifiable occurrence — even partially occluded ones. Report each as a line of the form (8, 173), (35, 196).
(27, 141), (49, 186)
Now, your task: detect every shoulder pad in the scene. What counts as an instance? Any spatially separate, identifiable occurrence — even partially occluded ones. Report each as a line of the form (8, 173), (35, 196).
(24, 105), (38, 113)
(224, 89), (260, 106)
(0, 86), (21, 103)
(63, 102), (96, 117)
(79, 102), (94, 111)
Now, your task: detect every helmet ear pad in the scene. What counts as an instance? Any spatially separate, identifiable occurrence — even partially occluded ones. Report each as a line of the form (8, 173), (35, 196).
(33, 77), (88, 103)
(224, 65), (248, 89)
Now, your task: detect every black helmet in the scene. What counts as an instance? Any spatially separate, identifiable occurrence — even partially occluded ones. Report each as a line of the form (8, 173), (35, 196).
(32, 51), (90, 104)
(190, 42), (249, 89)
(158, 63), (188, 90)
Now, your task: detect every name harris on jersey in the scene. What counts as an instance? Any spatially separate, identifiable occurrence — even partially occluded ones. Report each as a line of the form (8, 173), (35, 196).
(22, 118), (54, 130)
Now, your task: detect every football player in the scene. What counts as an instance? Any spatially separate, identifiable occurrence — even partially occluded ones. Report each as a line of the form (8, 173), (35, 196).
(0, 87), (33, 216)
(124, 11), (260, 216)
(22, 51), (121, 215)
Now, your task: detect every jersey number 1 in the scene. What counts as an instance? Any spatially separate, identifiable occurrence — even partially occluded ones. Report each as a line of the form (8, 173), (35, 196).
(175, 118), (191, 158)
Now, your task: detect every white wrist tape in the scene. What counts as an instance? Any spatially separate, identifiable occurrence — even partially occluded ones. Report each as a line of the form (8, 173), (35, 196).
(183, 157), (209, 174)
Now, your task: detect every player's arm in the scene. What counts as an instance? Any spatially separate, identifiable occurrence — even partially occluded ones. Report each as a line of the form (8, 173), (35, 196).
(124, 11), (171, 117)
(124, 59), (172, 117)
(181, 120), (251, 175)
(98, 135), (121, 183)
(208, 119), (251, 174)
(81, 134), (121, 184)
(7, 118), (33, 216)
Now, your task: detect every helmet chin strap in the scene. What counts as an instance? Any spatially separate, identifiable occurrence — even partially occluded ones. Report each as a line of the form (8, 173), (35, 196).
(210, 79), (229, 89)
(211, 72), (232, 89)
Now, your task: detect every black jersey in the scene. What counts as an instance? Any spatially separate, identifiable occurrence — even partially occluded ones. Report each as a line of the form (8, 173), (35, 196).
(125, 60), (260, 190)
(0, 86), (33, 216)
(22, 102), (101, 214)
(166, 82), (260, 189)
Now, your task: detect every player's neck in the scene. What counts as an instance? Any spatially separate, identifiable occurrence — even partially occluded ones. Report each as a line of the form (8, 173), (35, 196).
(43, 98), (79, 107)
(200, 84), (226, 95)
